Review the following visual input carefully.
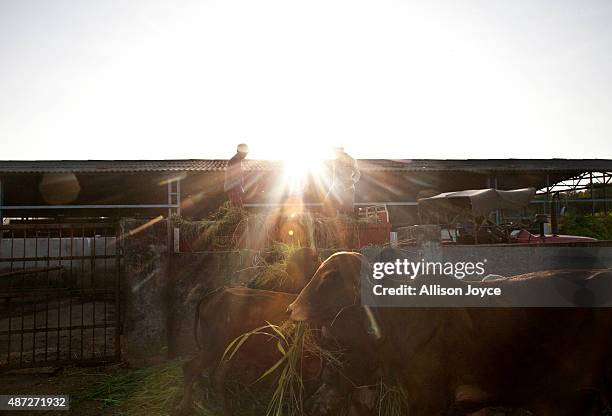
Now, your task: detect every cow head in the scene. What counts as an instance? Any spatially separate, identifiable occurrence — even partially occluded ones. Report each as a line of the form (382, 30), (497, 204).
(288, 251), (366, 322)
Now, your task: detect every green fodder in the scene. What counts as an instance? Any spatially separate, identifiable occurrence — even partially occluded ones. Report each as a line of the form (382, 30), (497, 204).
(376, 380), (410, 416)
(81, 362), (186, 415)
(173, 202), (249, 250)
(176, 203), (380, 251)
(82, 362), (264, 416)
(223, 321), (340, 416)
(245, 242), (303, 289)
(246, 211), (355, 249)
(220, 206), (374, 250)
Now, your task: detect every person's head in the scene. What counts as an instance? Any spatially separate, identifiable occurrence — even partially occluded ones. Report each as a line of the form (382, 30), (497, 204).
(334, 146), (345, 158)
(237, 143), (249, 157)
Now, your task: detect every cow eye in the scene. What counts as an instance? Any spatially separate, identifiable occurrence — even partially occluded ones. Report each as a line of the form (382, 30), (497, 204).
(320, 270), (339, 284)
(321, 270), (333, 279)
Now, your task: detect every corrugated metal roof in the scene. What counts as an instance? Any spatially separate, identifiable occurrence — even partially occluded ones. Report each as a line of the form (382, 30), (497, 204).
(0, 159), (611, 174)
(358, 159), (612, 172)
(0, 160), (277, 173)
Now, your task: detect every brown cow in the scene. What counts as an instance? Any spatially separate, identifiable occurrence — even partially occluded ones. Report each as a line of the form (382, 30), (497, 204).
(284, 247), (321, 293)
(175, 288), (316, 416)
(288, 252), (612, 415)
(175, 249), (321, 416)
(306, 304), (383, 416)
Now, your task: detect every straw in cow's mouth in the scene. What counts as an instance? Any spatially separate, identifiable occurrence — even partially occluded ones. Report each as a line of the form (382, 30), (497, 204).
(222, 321), (340, 416)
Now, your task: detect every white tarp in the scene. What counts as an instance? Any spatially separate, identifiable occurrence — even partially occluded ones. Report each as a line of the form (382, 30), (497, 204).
(418, 187), (536, 217)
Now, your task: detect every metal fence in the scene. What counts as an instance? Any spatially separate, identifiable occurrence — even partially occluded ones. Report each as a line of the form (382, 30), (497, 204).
(0, 223), (122, 370)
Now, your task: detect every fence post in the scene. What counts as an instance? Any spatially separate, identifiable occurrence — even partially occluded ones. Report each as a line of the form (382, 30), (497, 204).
(120, 218), (169, 364)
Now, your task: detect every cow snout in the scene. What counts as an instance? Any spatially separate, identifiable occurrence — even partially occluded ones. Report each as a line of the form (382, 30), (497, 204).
(286, 301), (311, 322)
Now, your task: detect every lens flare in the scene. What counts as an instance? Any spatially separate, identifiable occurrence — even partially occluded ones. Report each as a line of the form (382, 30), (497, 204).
(282, 157), (325, 196)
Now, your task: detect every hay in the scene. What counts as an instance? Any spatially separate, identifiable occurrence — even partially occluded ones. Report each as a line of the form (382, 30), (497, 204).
(223, 321), (340, 416)
(79, 334), (407, 416)
(81, 361), (269, 416)
(175, 204), (379, 251)
(81, 362), (186, 416)
(244, 243), (302, 290)
(173, 202), (249, 250)
(376, 379), (410, 416)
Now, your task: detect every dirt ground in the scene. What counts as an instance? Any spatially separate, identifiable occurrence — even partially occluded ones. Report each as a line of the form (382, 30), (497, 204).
(0, 365), (124, 415)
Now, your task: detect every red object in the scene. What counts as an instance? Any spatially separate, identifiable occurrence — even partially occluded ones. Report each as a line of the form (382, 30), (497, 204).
(514, 229), (596, 244)
(350, 222), (392, 248)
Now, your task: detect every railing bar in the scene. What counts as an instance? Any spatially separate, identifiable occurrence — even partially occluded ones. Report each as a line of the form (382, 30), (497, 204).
(0, 254), (118, 262)
(0, 322), (116, 336)
(32, 231), (38, 363)
(1, 223), (119, 230)
(7, 229), (14, 365)
(80, 225), (85, 361)
(103, 229), (108, 356)
(19, 230), (25, 365)
(44, 231), (50, 362)
(0, 266), (64, 278)
(1, 356), (119, 372)
(57, 228), (62, 361)
(0, 287), (115, 297)
(114, 225), (121, 358)
(91, 226), (96, 358)
(68, 228), (74, 360)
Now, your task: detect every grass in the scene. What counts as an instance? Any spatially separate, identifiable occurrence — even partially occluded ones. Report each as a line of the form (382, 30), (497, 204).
(78, 322), (333, 415)
(75, 346), (405, 416)
(79, 361), (271, 416)
(80, 362), (186, 415)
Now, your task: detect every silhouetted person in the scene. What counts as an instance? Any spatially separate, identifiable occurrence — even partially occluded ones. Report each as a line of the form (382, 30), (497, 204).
(325, 147), (360, 215)
(224, 143), (248, 208)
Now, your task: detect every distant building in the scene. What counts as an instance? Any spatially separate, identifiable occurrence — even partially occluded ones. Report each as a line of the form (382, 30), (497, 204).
(1, 159), (611, 226)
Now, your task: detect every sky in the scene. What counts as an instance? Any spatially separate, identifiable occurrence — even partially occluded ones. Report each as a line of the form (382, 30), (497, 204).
(0, 0), (611, 161)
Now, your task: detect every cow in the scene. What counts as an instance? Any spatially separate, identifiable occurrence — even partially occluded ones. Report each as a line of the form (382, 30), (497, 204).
(288, 251), (612, 416)
(284, 247), (321, 293)
(175, 288), (318, 416)
(306, 304), (383, 416)
(174, 248), (321, 416)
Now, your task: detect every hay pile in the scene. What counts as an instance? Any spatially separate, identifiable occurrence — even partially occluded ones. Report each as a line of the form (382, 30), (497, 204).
(175, 205), (377, 251)
(243, 243), (301, 291)
(174, 202), (249, 251)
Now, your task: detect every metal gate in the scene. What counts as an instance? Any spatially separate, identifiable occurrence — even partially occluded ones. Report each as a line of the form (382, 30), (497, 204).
(0, 223), (122, 370)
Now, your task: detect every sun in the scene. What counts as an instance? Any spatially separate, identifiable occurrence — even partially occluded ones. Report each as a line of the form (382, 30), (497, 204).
(282, 156), (326, 195)
(248, 143), (333, 203)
